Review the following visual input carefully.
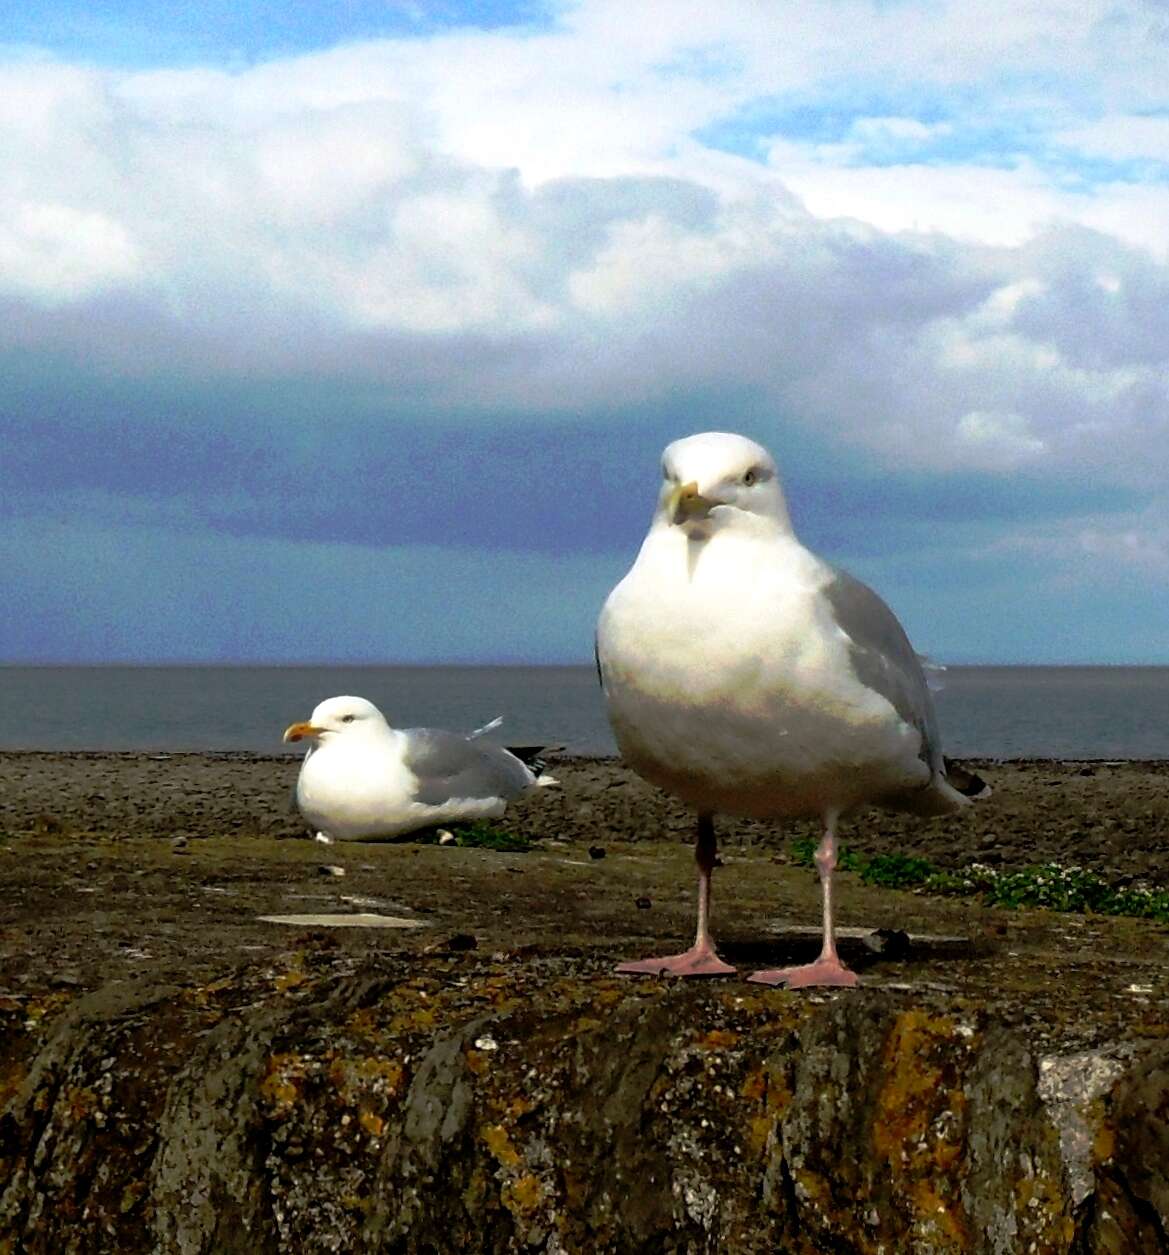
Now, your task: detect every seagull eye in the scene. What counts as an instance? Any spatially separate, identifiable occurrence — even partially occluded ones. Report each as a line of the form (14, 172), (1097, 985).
(341, 714), (356, 723)
(743, 469), (758, 487)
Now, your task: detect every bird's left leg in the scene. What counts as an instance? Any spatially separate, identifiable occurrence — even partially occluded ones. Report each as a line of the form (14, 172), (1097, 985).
(616, 812), (736, 977)
(748, 809), (858, 989)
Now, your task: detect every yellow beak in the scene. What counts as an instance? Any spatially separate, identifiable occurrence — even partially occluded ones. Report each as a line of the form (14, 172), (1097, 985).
(668, 480), (711, 525)
(283, 721), (325, 743)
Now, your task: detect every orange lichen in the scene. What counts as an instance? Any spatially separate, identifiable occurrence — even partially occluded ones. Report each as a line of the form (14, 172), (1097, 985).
(743, 1062), (792, 1109)
(718, 990), (810, 1035)
(1094, 1120), (1116, 1164)
(273, 968), (307, 993)
(871, 1011), (953, 1158)
(185, 975), (238, 1007)
(747, 1114), (774, 1157)
(869, 1011), (972, 1245)
(65, 1086), (98, 1121)
(355, 1056), (405, 1088)
(464, 1049), (490, 1076)
(909, 1181), (966, 1247)
(259, 1053), (306, 1114)
(343, 1008), (379, 1038)
(696, 1028), (740, 1051)
(1013, 1166), (1073, 1250)
(741, 1066), (767, 1103)
(486, 1088), (535, 1121)
(358, 1109), (385, 1138)
(793, 1166), (831, 1208)
(740, 1060), (794, 1157)
(481, 1122), (522, 1168)
(21, 991), (72, 1026)
(327, 1054), (407, 1110)
(502, 1173), (543, 1215)
(388, 1006), (437, 1033)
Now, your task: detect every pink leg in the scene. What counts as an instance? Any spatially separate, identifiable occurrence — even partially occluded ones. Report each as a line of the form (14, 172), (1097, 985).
(748, 811), (858, 989)
(617, 814), (736, 977)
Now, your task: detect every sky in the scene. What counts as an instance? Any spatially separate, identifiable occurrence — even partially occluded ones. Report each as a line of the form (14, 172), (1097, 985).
(1, 0), (1167, 665)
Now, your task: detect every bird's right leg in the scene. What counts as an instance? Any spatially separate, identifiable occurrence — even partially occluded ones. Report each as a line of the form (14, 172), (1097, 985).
(616, 812), (737, 977)
(748, 809), (858, 988)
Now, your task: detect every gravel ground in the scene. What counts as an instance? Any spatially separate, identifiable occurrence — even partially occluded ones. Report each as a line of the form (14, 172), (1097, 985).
(1, 753), (1168, 1052)
(3, 751), (1168, 875)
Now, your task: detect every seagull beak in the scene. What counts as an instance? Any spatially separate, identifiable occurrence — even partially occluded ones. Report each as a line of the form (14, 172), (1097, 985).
(669, 481), (712, 525)
(283, 722), (324, 743)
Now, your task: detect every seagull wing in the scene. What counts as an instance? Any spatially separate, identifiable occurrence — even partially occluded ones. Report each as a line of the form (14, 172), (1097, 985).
(400, 729), (534, 805)
(820, 565), (944, 776)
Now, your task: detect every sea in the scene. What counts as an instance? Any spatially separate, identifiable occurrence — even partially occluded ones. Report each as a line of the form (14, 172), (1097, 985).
(0, 665), (1167, 759)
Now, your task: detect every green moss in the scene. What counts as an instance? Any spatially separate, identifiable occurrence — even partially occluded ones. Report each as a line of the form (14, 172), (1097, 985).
(978, 863), (1169, 920)
(789, 834), (816, 867)
(415, 821), (532, 853)
(788, 834), (864, 873)
(861, 853), (936, 890)
(787, 840), (1169, 923)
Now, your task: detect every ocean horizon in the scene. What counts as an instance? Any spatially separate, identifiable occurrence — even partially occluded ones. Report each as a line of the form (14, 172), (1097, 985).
(1, 663), (1168, 760)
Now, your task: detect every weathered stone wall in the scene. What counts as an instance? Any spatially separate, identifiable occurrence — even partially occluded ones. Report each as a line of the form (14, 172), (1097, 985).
(2, 960), (1167, 1254)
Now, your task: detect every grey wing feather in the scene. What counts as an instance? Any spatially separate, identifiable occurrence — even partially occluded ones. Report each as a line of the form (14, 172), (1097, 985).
(401, 728), (534, 806)
(821, 566), (944, 775)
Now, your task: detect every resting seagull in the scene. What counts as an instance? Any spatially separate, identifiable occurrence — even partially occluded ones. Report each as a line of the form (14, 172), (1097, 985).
(596, 432), (987, 987)
(283, 695), (557, 842)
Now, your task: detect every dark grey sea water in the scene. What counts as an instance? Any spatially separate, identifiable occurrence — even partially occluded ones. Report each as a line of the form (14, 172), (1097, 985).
(0, 665), (1167, 759)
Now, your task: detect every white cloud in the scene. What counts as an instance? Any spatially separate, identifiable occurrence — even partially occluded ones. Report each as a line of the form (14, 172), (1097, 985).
(983, 500), (1169, 578)
(851, 117), (953, 144)
(1057, 114), (1169, 163)
(764, 148), (1064, 246)
(566, 206), (768, 317)
(956, 410), (1047, 466)
(1, 0), (1168, 488)
(1077, 523), (1169, 572)
(0, 201), (139, 300)
(3, 2), (1169, 664)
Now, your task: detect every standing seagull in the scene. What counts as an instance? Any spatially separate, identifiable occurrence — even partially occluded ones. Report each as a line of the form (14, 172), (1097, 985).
(596, 432), (987, 987)
(283, 696), (557, 842)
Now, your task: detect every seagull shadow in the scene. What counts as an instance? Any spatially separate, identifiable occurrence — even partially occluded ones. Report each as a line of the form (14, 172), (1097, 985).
(719, 929), (984, 974)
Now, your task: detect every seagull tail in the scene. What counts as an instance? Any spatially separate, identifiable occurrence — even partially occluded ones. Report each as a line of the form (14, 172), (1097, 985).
(534, 772), (560, 789)
(943, 757), (993, 800)
(505, 744), (565, 785)
(895, 759), (992, 815)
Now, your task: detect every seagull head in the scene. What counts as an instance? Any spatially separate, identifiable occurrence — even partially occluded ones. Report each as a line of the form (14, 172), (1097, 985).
(283, 695), (391, 744)
(656, 432), (792, 536)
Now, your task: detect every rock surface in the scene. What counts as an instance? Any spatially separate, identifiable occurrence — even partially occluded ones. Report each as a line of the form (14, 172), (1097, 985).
(2, 754), (1169, 1252)
(3, 960), (1169, 1253)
